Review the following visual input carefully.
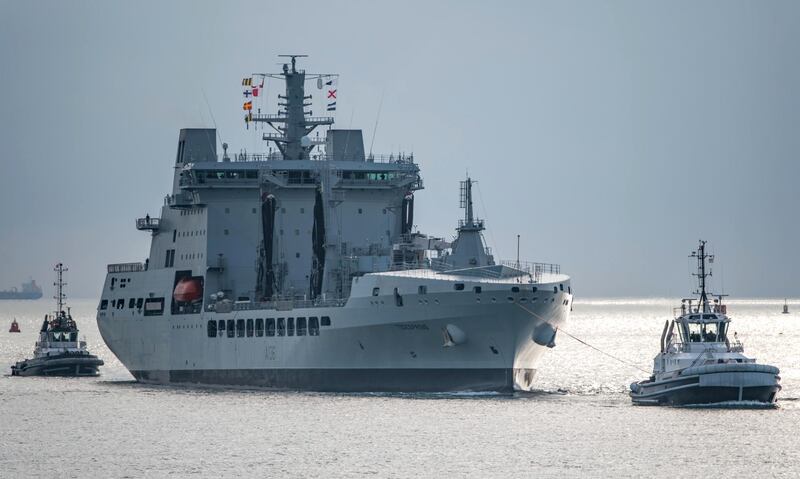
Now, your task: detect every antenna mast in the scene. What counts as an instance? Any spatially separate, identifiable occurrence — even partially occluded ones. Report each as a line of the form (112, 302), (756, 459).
(690, 240), (713, 313)
(54, 263), (67, 315)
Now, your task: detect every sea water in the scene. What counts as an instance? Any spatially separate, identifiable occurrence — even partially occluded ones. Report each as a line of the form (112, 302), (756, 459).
(1, 298), (798, 478)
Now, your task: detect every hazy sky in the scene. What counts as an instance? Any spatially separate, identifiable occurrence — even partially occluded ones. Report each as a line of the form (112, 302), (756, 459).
(1, 1), (798, 298)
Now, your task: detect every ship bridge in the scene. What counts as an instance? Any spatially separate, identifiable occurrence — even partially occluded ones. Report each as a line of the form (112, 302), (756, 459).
(141, 56), (425, 308)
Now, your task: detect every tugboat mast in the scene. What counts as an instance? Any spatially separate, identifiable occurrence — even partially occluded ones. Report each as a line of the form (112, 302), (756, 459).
(54, 263), (67, 315)
(690, 240), (713, 313)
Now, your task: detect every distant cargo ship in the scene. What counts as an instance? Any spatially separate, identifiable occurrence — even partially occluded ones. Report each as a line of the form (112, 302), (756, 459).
(0, 280), (43, 300)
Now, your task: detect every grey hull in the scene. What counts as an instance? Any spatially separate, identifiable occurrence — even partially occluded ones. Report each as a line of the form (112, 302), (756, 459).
(131, 367), (530, 393)
(12, 356), (103, 377)
(631, 384), (780, 406)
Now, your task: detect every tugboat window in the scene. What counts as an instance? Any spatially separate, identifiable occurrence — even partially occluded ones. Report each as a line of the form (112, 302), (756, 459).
(277, 318), (286, 336)
(255, 318), (264, 337)
(297, 317), (307, 336)
(309, 317), (319, 336)
(227, 319), (235, 338)
(266, 318), (276, 336)
(218, 320), (225, 335)
(207, 320), (217, 337)
(287, 317), (295, 336)
(246, 318), (254, 337)
(236, 319), (245, 337)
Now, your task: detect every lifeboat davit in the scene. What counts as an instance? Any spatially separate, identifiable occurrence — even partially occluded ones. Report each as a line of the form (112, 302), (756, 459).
(9, 319), (21, 333)
(173, 278), (203, 303)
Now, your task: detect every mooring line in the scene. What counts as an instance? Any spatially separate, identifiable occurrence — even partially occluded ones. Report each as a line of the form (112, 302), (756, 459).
(515, 303), (650, 375)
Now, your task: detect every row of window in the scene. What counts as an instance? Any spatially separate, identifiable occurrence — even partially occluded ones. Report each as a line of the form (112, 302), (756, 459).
(100, 297), (165, 316)
(206, 316), (332, 338)
(372, 284), (567, 297)
(180, 208), (203, 216)
(177, 230), (206, 238)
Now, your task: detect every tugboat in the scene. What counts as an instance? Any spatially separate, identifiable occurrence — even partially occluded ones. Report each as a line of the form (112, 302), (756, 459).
(630, 241), (781, 406)
(11, 263), (103, 377)
(9, 318), (21, 333)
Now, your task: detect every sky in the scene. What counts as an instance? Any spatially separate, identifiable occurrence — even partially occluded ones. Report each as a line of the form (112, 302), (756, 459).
(0, 0), (798, 298)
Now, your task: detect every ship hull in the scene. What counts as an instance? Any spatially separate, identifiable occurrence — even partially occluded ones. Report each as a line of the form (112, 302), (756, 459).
(98, 285), (571, 392)
(0, 292), (42, 300)
(132, 368), (516, 392)
(631, 364), (781, 406)
(11, 355), (103, 377)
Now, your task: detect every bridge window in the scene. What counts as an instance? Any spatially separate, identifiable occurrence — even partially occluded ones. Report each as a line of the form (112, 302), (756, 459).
(207, 320), (217, 337)
(309, 317), (319, 336)
(418, 285), (427, 295)
(474, 286), (482, 294)
(164, 249), (175, 268)
(287, 318), (295, 336)
(321, 316), (331, 326)
(255, 318), (264, 337)
(297, 317), (307, 336)
(246, 318), (254, 337)
(372, 287), (380, 296)
(266, 318), (276, 336)
(454, 283), (465, 291)
(129, 298), (136, 308)
(236, 319), (245, 337)
(511, 286), (520, 293)
(277, 318), (285, 336)
(226, 319), (235, 337)
(136, 298), (143, 309)
(560, 284), (564, 291)
(218, 320), (225, 335)
(100, 299), (108, 310)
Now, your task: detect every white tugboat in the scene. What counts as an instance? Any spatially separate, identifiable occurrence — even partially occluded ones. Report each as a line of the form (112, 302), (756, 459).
(11, 264), (103, 377)
(630, 241), (781, 406)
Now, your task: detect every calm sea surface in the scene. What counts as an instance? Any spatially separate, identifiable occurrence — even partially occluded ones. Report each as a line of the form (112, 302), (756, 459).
(1, 298), (798, 478)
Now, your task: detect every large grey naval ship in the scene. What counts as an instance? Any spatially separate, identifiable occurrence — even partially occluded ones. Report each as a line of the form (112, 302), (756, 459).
(97, 56), (572, 392)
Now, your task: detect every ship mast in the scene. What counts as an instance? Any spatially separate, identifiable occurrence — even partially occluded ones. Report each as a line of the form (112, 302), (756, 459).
(248, 55), (334, 160)
(54, 262), (67, 315)
(458, 177), (484, 232)
(690, 240), (713, 313)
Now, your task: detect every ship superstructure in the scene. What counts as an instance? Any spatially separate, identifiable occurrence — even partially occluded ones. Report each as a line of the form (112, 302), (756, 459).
(96, 56), (572, 392)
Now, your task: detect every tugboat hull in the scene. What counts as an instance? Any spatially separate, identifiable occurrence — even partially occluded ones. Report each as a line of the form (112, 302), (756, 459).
(11, 354), (104, 377)
(631, 363), (781, 406)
